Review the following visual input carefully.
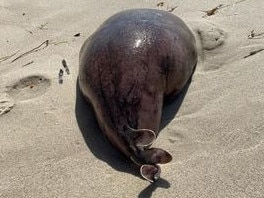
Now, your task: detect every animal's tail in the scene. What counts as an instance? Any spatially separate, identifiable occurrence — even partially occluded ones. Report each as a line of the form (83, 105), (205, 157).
(124, 125), (172, 182)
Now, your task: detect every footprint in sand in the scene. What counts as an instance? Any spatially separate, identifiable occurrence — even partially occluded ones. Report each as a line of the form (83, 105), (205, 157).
(0, 99), (14, 116)
(196, 22), (226, 50)
(189, 20), (227, 71)
(6, 75), (51, 101)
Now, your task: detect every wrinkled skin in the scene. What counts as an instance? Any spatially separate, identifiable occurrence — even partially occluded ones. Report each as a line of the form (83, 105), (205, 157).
(79, 9), (197, 182)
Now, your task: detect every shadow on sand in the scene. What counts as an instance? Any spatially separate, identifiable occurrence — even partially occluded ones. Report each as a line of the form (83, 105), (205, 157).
(75, 78), (192, 196)
(138, 178), (171, 198)
(75, 82), (138, 177)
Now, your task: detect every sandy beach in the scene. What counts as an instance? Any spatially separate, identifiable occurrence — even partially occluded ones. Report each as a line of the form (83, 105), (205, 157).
(1, 0), (264, 197)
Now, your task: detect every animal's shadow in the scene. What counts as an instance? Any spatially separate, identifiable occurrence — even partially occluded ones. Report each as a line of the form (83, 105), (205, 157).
(75, 78), (191, 187)
(75, 81), (139, 176)
(138, 178), (171, 198)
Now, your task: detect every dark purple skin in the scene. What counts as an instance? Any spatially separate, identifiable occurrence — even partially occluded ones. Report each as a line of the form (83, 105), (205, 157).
(79, 9), (197, 182)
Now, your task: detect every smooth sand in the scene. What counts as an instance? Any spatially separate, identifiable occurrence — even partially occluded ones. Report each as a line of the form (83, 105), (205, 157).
(1, 0), (264, 197)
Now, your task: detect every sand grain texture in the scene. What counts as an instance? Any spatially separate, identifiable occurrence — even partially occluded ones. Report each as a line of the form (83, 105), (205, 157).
(0, 0), (264, 197)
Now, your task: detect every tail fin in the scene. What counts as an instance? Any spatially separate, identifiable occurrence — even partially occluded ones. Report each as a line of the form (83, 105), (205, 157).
(140, 148), (172, 164)
(140, 164), (161, 182)
(125, 125), (156, 147)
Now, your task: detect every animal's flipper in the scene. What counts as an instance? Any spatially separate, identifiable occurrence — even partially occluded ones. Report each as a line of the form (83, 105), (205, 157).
(125, 125), (156, 147)
(140, 164), (161, 182)
(140, 148), (172, 164)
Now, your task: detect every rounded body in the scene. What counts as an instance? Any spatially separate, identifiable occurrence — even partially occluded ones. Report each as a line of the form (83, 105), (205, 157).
(79, 9), (197, 179)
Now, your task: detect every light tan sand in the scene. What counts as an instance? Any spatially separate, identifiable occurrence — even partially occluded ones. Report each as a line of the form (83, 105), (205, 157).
(1, 0), (264, 197)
